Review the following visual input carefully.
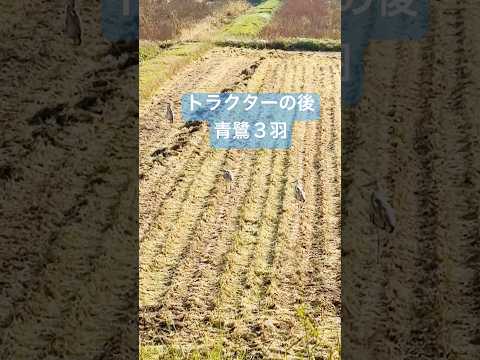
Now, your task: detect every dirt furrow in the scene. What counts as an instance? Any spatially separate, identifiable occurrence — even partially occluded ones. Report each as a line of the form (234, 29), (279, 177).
(371, 42), (417, 359)
(161, 63), (278, 319)
(303, 60), (341, 351)
(140, 54), (249, 171)
(211, 59), (289, 332)
(1, 91), (137, 358)
(140, 49), (263, 158)
(139, 51), (264, 238)
(139, 49), (341, 357)
(462, 0), (480, 352)
(1, 3), (138, 352)
(140, 149), (228, 305)
(270, 67), (314, 358)
(427, 3), (479, 358)
(343, 1), (480, 359)
(233, 63), (297, 355)
(140, 56), (278, 307)
(139, 60), (276, 344)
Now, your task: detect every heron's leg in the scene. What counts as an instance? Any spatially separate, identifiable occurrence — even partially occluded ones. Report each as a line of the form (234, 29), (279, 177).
(377, 236), (380, 263)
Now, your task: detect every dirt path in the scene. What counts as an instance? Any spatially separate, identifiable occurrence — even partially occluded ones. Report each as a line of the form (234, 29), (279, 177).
(342, 1), (480, 359)
(139, 47), (341, 358)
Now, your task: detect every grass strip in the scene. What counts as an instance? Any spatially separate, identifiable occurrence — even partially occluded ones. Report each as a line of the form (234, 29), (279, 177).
(216, 37), (341, 52)
(140, 40), (176, 64)
(140, 42), (212, 105)
(219, 0), (283, 39)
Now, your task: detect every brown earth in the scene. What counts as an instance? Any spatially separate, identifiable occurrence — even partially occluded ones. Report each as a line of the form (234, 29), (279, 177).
(139, 47), (341, 358)
(342, 1), (480, 359)
(1, 0), (137, 358)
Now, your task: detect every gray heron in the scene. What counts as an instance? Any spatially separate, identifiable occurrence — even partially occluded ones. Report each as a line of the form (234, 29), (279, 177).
(64, 0), (82, 45)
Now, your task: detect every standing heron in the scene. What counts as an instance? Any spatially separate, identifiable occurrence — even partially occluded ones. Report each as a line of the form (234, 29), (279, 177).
(64, 0), (82, 45)
(166, 102), (174, 123)
(370, 190), (395, 233)
(366, 180), (396, 262)
(294, 180), (306, 203)
(223, 169), (234, 192)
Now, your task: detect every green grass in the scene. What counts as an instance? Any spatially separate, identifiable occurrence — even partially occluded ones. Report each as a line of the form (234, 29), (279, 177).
(139, 308), (341, 359)
(140, 0), (340, 105)
(294, 305), (341, 359)
(140, 346), (161, 360)
(140, 41), (175, 63)
(216, 37), (341, 52)
(140, 42), (212, 105)
(140, 341), (249, 360)
(220, 0), (283, 39)
(139, 0), (282, 104)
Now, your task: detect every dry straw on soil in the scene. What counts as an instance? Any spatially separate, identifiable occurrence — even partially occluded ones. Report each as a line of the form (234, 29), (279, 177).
(139, 47), (341, 358)
(261, 0), (340, 39)
(342, 1), (480, 358)
(140, 0), (249, 41)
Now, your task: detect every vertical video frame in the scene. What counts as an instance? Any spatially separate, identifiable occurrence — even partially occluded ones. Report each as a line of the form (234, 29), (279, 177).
(139, 0), (341, 358)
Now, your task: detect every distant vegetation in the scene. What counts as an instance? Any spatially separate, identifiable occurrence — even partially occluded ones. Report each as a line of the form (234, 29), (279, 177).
(140, 0), (340, 41)
(140, 0), (249, 41)
(140, 0), (218, 40)
(139, 41), (173, 63)
(216, 38), (341, 52)
(139, 0), (341, 105)
(261, 0), (340, 39)
(221, 0), (282, 38)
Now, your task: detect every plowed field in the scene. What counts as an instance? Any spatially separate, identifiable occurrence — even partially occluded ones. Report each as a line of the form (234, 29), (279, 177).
(139, 47), (341, 358)
(342, 1), (480, 359)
